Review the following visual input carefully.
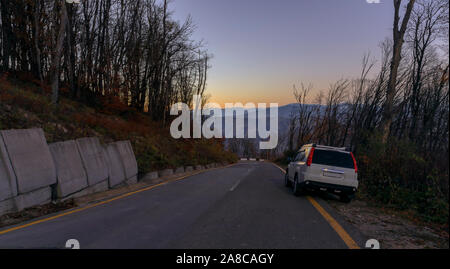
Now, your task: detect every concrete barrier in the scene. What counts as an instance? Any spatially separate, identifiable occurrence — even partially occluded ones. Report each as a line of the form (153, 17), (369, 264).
(114, 141), (138, 182)
(125, 176), (138, 185)
(0, 128), (56, 195)
(14, 186), (52, 211)
(0, 198), (16, 215)
(142, 172), (158, 181)
(60, 180), (109, 201)
(185, 166), (194, 172)
(174, 167), (185, 174)
(49, 141), (88, 198)
(76, 137), (109, 186)
(0, 132), (140, 216)
(104, 143), (127, 188)
(195, 165), (204, 170)
(0, 137), (17, 203)
(158, 169), (173, 177)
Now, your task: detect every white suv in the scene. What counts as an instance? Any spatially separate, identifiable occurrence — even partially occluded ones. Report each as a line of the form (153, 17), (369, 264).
(285, 144), (358, 202)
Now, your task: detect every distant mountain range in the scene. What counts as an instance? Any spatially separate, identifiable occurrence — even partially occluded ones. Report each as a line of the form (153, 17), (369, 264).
(184, 103), (328, 154)
(202, 103), (325, 154)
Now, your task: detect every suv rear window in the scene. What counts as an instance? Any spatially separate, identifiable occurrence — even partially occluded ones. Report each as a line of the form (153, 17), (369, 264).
(312, 149), (354, 169)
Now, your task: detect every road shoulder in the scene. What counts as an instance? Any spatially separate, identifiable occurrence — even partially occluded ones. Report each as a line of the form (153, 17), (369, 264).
(328, 199), (449, 249)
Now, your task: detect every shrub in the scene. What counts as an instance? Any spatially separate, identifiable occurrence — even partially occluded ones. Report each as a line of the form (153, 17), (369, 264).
(356, 135), (449, 225)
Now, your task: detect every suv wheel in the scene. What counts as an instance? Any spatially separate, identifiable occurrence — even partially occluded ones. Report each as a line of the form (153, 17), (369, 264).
(339, 194), (352, 203)
(293, 174), (304, 196)
(284, 171), (291, 187)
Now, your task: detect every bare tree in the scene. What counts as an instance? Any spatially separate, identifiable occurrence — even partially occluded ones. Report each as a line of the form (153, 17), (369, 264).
(293, 83), (317, 147)
(379, 0), (416, 142)
(50, 0), (68, 104)
(0, 0), (210, 115)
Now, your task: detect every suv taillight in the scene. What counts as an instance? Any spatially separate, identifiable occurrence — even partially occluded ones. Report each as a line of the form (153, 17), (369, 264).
(306, 147), (315, 166)
(350, 152), (358, 173)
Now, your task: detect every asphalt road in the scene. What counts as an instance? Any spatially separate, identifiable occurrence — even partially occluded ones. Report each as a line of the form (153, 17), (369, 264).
(0, 161), (366, 249)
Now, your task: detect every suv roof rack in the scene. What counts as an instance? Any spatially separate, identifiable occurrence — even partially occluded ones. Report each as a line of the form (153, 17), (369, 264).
(300, 144), (348, 152)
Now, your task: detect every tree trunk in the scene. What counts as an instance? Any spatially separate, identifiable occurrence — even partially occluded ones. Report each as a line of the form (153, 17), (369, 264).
(0, 0), (12, 71)
(33, 0), (44, 90)
(51, 0), (69, 104)
(379, 0), (416, 142)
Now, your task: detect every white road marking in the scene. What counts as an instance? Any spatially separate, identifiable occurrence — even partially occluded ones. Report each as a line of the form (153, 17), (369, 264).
(230, 168), (251, 191)
(230, 178), (242, 191)
(230, 178), (243, 191)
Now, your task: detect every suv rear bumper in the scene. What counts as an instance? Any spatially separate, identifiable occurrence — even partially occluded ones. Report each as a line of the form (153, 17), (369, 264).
(300, 180), (357, 196)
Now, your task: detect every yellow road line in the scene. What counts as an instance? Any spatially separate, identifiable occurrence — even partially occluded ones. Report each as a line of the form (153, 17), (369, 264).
(306, 196), (360, 249)
(272, 163), (287, 173)
(0, 164), (236, 236)
(271, 162), (360, 249)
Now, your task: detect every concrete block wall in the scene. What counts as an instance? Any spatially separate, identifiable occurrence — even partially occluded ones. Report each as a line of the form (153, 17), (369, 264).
(104, 140), (139, 188)
(141, 162), (226, 184)
(104, 143), (127, 188)
(0, 128), (56, 212)
(142, 171), (158, 181)
(0, 137), (17, 202)
(0, 128), (140, 216)
(0, 127), (225, 216)
(49, 140), (88, 198)
(76, 137), (109, 187)
(158, 169), (174, 177)
(195, 165), (205, 170)
(114, 141), (138, 184)
(174, 167), (185, 174)
(14, 187), (52, 211)
(0, 136), (18, 214)
(1, 129), (56, 195)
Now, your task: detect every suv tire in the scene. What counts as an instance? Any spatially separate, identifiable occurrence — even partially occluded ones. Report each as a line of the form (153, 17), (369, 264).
(339, 194), (352, 203)
(293, 174), (304, 196)
(284, 171), (292, 187)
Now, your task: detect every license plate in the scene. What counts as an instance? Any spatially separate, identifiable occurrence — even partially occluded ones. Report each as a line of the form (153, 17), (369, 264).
(323, 172), (343, 178)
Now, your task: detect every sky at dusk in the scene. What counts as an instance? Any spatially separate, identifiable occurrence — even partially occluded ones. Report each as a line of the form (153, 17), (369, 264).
(171, 0), (394, 106)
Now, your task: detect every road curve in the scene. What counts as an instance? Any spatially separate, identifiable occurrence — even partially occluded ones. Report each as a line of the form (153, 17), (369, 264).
(0, 161), (366, 249)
